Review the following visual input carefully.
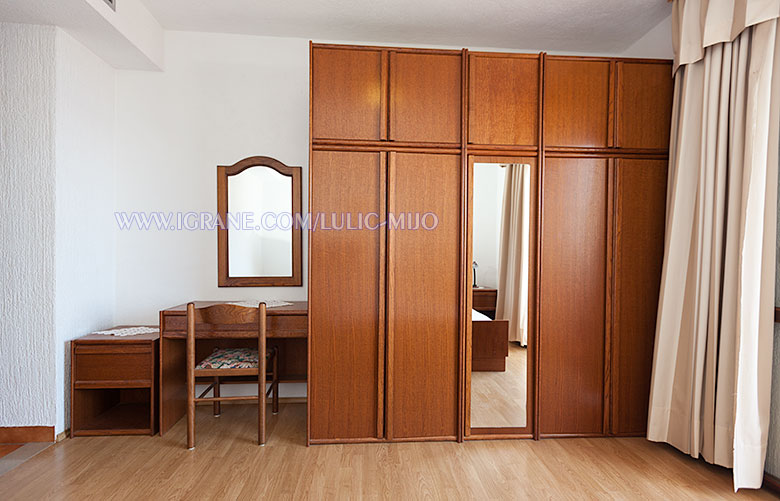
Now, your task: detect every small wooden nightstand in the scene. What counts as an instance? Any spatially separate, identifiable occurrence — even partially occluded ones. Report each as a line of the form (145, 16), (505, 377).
(472, 287), (498, 319)
(70, 330), (159, 436)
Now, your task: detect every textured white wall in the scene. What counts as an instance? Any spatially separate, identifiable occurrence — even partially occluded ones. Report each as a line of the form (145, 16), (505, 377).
(54, 29), (117, 434)
(0, 23), (57, 427)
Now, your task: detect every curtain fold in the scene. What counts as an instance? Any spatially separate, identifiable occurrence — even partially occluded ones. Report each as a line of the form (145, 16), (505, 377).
(673, 0), (780, 72)
(496, 164), (531, 346)
(648, 3), (780, 489)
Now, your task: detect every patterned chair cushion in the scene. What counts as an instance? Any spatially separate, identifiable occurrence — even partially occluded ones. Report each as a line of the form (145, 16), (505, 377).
(196, 348), (258, 369)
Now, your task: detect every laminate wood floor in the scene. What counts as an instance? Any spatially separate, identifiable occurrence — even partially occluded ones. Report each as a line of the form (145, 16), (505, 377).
(0, 403), (773, 500)
(471, 343), (527, 428)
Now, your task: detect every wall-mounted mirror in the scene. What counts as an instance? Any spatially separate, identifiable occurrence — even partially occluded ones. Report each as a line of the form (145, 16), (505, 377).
(468, 157), (536, 437)
(217, 156), (302, 287)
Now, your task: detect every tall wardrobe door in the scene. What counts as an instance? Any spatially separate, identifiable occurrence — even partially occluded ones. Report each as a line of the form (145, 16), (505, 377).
(311, 47), (383, 141)
(468, 53), (539, 146)
(540, 157), (608, 436)
(544, 58), (611, 148)
(611, 158), (667, 435)
(616, 62), (674, 149)
(309, 150), (384, 441)
(389, 152), (461, 439)
(389, 52), (462, 144)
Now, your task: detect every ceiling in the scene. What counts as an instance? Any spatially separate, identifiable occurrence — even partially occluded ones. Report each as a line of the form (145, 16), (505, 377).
(139, 0), (672, 54)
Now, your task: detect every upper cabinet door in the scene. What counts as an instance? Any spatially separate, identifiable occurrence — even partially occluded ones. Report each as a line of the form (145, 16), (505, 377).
(311, 47), (384, 141)
(616, 62), (673, 149)
(389, 52), (462, 144)
(468, 54), (539, 147)
(544, 58), (611, 148)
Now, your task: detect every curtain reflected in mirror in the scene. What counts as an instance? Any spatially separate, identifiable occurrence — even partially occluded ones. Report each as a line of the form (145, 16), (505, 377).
(227, 166), (293, 277)
(471, 162), (531, 429)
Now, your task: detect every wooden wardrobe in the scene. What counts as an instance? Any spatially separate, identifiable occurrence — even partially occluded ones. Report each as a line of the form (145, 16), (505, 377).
(308, 44), (672, 443)
(309, 45), (466, 443)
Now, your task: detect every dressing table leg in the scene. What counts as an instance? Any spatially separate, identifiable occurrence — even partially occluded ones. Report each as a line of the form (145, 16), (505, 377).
(272, 351), (279, 414)
(213, 377), (221, 416)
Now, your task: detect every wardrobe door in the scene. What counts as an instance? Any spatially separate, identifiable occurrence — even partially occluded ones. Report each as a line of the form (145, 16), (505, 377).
(616, 62), (674, 149)
(309, 150), (384, 442)
(540, 157), (608, 436)
(611, 158), (667, 435)
(468, 53), (539, 146)
(389, 52), (462, 144)
(544, 57), (611, 148)
(388, 152), (461, 439)
(311, 47), (384, 141)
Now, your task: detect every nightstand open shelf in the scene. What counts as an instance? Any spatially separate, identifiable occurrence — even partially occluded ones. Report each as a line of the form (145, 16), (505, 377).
(70, 331), (158, 437)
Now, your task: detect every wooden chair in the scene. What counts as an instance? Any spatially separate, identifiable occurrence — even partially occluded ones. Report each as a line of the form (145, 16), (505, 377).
(186, 302), (279, 449)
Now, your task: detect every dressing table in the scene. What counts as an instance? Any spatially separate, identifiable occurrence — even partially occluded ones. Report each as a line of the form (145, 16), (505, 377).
(158, 301), (307, 435)
(163, 156), (309, 435)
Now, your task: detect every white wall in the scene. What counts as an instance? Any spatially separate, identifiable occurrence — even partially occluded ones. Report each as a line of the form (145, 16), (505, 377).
(114, 31), (309, 325)
(0, 0), (164, 70)
(83, 0), (164, 69)
(766, 188), (780, 478)
(620, 14), (673, 59)
(473, 164), (505, 289)
(54, 28), (117, 434)
(768, 326), (780, 478)
(0, 22), (57, 427)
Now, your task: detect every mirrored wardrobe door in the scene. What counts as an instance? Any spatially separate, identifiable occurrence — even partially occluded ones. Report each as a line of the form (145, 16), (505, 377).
(467, 156), (537, 437)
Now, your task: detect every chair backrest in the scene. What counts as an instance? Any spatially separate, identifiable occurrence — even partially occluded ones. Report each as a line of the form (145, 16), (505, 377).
(186, 302), (267, 339)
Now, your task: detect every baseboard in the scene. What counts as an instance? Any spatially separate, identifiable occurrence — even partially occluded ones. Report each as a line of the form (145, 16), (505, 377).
(764, 472), (780, 496)
(56, 430), (69, 442)
(0, 426), (54, 443)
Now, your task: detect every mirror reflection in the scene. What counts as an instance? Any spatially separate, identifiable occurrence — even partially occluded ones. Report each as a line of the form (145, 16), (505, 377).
(471, 162), (531, 429)
(227, 166), (293, 277)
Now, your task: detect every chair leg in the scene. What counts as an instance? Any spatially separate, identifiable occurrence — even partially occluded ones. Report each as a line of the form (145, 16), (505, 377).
(213, 376), (221, 417)
(186, 344), (195, 450)
(272, 349), (279, 415)
(259, 356), (266, 446)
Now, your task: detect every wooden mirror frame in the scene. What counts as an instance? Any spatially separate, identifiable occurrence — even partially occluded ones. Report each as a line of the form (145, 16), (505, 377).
(217, 156), (302, 287)
(465, 155), (538, 440)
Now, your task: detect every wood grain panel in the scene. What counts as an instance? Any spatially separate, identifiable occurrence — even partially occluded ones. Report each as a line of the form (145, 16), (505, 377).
(544, 58), (611, 147)
(389, 52), (461, 144)
(0, 405), (769, 500)
(390, 152), (461, 439)
(540, 157), (608, 436)
(611, 159), (667, 435)
(616, 62), (673, 149)
(469, 54), (539, 146)
(311, 48), (383, 141)
(309, 150), (383, 440)
(0, 427), (54, 443)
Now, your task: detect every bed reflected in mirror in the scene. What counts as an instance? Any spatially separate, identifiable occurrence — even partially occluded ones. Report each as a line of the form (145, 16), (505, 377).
(470, 160), (534, 432)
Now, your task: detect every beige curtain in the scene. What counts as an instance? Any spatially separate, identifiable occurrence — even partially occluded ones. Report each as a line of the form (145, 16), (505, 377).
(496, 164), (531, 346)
(648, 0), (780, 490)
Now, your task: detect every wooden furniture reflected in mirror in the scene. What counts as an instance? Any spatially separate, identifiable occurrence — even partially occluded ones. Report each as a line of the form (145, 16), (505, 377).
(467, 157), (537, 438)
(217, 156), (302, 287)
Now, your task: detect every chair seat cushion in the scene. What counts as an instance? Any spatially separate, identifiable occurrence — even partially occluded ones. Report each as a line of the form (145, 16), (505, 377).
(196, 348), (258, 369)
